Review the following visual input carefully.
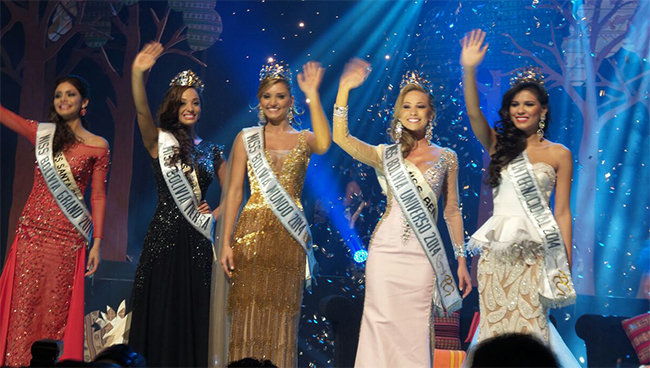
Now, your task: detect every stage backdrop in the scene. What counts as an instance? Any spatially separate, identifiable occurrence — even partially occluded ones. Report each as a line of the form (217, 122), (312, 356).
(2, 1), (648, 366)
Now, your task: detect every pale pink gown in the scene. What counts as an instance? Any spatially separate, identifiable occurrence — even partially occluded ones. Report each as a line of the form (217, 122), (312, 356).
(333, 108), (466, 368)
(355, 148), (459, 367)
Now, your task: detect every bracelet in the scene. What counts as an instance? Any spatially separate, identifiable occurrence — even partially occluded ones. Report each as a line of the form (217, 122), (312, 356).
(333, 105), (348, 118)
(452, 243), (467, 259)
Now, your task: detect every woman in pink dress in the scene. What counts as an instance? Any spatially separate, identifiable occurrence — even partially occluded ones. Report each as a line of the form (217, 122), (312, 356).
(333, 59), (472, 367)
(0, 76), (110, 367)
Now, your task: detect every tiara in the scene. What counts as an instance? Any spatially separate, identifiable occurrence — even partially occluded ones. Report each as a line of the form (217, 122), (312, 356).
(399, 70), (432, 93)
(259, 61), (292, 85)
(170, 70), (205, 93)
(509, 66), (545, 86)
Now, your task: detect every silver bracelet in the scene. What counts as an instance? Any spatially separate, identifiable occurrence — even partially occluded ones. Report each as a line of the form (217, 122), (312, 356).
(452, 243), (467, 259)
(333, 105), (348, 118)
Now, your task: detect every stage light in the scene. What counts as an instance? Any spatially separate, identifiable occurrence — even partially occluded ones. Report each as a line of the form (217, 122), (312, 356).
(353, 249), (368, 263)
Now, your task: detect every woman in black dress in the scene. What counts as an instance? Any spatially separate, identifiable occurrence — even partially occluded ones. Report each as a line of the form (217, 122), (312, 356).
(128, 42), (227, 366)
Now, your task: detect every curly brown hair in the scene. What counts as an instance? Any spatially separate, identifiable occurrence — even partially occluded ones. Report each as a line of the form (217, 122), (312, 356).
(487, 81), (550, 187)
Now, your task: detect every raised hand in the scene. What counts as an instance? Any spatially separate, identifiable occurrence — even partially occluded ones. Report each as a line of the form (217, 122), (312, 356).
(339, 58), (371, 91)
(297, 61), (325, 96)
(460, 29), (488, 69)
(132, 42), (164, 73)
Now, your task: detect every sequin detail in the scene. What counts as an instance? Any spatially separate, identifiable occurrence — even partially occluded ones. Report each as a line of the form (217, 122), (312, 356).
(133, 141), (223, 293)
(128, 140), (223, 367)
(2, 128), (110, 367)
(227, 130), (310, 368)
(397, 149), (462, 258)
(472, 162), (558, 344)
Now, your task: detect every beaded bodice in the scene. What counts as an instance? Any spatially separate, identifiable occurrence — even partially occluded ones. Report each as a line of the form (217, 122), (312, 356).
(244, 130), (310, 208)
(152, 140), (223, 206)
(382, 148), (458, 241)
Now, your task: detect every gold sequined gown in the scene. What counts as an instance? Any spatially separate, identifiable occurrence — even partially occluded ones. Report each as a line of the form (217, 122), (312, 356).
(468, 162), (557, 343)
(227, 130), (310, 367)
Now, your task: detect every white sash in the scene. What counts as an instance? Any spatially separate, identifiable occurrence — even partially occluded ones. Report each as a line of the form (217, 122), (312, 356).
(35, 123), (93, 241)
(158, 131), (215, 244)
(241, 127), (318, 288)
(507, 151), (576, 308)
(381, 144), (462, 314)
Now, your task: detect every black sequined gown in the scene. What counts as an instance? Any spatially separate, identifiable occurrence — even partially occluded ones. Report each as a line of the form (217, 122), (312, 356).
(129, 140), (223, 367)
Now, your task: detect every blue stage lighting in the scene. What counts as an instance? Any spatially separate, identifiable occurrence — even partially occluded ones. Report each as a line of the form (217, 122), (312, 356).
(353, 249), (368, 263)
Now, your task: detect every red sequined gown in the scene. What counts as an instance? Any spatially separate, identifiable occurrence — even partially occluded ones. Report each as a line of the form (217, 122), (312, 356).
(0, 107), (110, 367)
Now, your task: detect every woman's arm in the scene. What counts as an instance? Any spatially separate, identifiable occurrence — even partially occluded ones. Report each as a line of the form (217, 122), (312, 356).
(349, 201), (366, 229)
(211, 152), (229, 220)
(460, 29), (496, 154)
(86, 147), (111, 276)
(297, 61), (331, 155)
(333, 58), (382, 169)
(0, 105), (38, 144)
(219, 132), (247, 277)
(553, 145), (573, 268)
(441, 150), (472, 297)
(131, 42), (164, 157)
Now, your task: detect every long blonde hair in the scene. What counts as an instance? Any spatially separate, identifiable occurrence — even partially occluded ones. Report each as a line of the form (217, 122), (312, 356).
(388, 84), (435, 157)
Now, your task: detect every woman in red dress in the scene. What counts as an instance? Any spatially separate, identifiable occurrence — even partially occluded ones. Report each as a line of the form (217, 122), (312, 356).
(0, 76), (110, 367)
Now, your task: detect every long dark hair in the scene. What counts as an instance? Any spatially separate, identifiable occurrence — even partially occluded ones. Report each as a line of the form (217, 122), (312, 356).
(388, 84), (436, 157)
(157, 85), (198, 169)
(488, 81), (550, 187)
(48, 75), (90, 154)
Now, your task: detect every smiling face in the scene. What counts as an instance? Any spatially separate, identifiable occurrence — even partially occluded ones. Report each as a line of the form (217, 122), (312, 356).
(398, 89), (434, 133)
(177, 88), (201, 126)
(509, 89), (547, 133)
(53, 81), (88, 121)
(258, 80), (293, 124)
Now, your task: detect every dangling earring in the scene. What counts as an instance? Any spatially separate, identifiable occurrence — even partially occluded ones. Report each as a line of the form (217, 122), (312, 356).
(536, 114), (546, 139)
(287, 106), (295, 123)
(81, 107), (87, 117)
(425, 120), (433, 142)
(394, 120), (403, 142)
(258, 108), (266, 126)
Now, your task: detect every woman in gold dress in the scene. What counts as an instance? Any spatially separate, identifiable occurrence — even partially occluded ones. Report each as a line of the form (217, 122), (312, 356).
(219, 61), (331, 366)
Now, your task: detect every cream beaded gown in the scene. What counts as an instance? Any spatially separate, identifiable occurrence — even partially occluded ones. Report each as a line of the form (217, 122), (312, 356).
(466, 161), (580, 367)
(468, 161), (557, 343)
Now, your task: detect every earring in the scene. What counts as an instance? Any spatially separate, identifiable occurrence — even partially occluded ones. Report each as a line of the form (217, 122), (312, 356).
(425, 120), (433, 142)
(536, 115), (546, 138)
(257, 108), (266, 125)
(81, 107), (87, 117)
(287, 107), (295, 123)
(394, 120), (403, 142)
